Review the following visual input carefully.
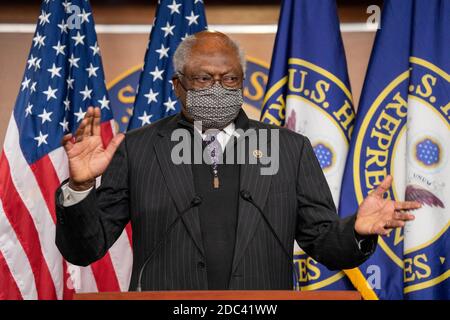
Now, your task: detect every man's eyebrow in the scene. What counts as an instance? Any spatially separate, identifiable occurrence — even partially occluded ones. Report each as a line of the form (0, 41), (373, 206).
(194, 68), (241, 75)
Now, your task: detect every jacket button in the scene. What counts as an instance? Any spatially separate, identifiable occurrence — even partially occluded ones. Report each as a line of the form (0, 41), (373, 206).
(197, 261), (205, 269)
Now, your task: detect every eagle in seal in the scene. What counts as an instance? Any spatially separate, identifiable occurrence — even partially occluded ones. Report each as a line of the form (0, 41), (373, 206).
(405, 184), (445, 208)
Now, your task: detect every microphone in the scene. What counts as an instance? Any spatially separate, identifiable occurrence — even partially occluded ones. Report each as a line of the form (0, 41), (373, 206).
(240, 190), (301, 290)
(136, 195), (203, 292)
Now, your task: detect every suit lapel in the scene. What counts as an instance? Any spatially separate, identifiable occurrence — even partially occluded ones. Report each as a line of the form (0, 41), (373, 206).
(154, 116), (205, 256)
(231, 126), (273, 274)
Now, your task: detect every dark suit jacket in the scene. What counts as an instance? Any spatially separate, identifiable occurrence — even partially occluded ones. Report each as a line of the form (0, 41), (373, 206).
(55, 110), (376, 291)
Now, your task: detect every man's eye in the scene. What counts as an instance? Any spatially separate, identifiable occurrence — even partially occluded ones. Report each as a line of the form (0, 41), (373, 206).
(194, 76), (212, 83)
(223, 76), (240, 83)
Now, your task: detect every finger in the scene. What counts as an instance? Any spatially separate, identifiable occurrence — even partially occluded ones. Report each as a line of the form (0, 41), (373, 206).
(394, 201), (422, 211)
(394, 210), (416, 221)
(373, 175), (393, 198)
(83, 107), (94, 137)
(61, 133), (73, 151)
(74, 118), (88, 141)
(61, 133), (72, 145)
(104, 133), (125, 159)
(376, 224), (390, 236)
(384, 220), (405, 229)
(92, 107), (101, 136)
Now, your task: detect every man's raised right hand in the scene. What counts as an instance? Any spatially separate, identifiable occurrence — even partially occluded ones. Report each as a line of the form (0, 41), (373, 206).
(62, 106), (125, 191)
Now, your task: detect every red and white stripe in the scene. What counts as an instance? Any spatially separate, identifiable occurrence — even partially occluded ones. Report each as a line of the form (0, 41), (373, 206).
(0, 117), (133, 299)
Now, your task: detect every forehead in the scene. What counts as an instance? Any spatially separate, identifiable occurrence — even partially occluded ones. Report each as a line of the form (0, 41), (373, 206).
(184, 40), (242, 74)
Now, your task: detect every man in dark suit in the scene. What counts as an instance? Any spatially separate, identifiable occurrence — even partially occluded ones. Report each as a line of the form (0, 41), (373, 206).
(56, 31), (420, 291)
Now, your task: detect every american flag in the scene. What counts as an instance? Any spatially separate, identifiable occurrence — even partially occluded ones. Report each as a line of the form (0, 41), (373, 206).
(0, 0), (132, 299)
(127, 0), (207, 130)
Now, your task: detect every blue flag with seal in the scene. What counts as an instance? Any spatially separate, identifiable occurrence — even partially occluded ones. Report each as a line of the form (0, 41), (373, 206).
(260, 0), (355, 291)
(339, 0), (449, 299)
(403, 0), (449, 299)
(127, 0), (207, 130)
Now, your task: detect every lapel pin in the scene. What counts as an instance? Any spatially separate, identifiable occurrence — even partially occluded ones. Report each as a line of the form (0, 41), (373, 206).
(253, 149), (263, 159)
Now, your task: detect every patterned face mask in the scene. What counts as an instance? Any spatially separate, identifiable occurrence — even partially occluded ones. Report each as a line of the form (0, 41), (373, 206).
(185, 83), (243, 129)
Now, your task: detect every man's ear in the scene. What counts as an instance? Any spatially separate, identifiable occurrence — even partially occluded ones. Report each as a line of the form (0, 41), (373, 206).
(172, 76), (187, 112)
(172, 77), (182, 98)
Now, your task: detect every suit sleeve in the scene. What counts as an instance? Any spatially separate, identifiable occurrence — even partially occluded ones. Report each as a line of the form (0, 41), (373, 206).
(295, 136), (377, 270)
(55, 138), (130, 266)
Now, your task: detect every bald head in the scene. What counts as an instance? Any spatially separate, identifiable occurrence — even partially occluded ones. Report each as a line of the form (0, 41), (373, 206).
(173, 31), (246, 75)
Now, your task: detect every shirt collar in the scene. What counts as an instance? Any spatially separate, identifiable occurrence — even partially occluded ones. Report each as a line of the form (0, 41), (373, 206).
(221, 122), (236, 137)
(196, 122), (236, 140)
